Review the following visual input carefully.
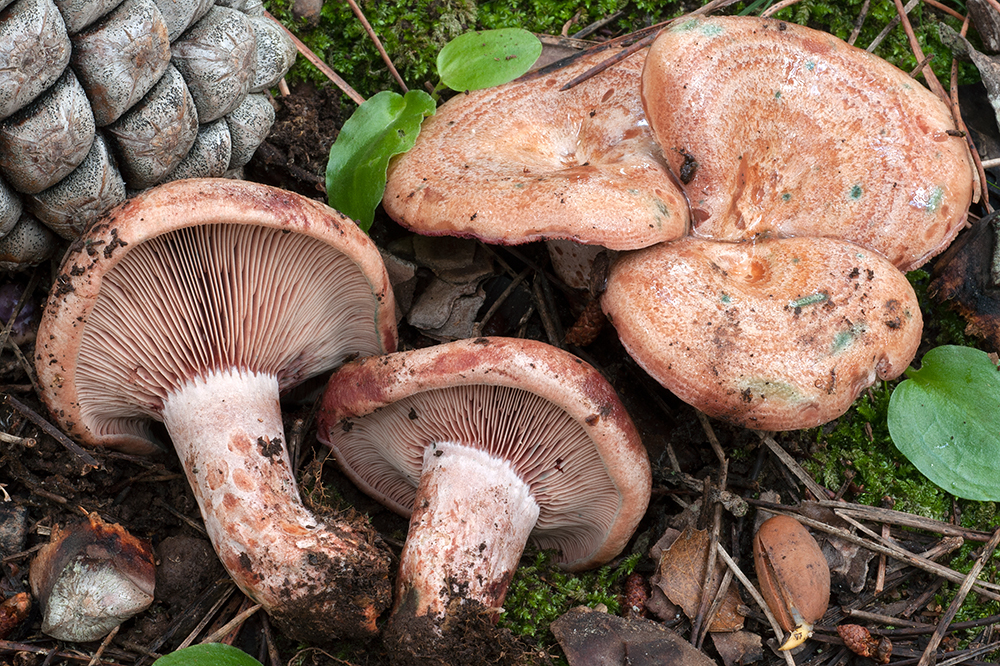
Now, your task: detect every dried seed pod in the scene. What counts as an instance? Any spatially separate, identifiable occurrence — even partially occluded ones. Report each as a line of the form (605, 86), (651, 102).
(0, 68), (95, 193)
(105, 64), (198, 189)
(225, 91), (272, 170)
(0, 0), (71, 119)
(753, 515), (830, 650)
(29, 512), (155, 642)
(837, 624), (892, 664)
(247, 15), (295, 93)
(164, 116), (231, 180)
(0, 592), (30, 640)
(563, 299), (606, 348)
(170, 5), (256, 123)
(213, 0), (260, 16)
(624, 572), (649, 620)
(26, 131), (126, 238)
(70, 0), (171, 126)
(0, 213), (56, 270)
(54, 0), (124, 34)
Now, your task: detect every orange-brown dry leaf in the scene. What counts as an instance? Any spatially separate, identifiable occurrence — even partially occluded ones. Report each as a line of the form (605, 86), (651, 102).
(652, 526), (744, 632)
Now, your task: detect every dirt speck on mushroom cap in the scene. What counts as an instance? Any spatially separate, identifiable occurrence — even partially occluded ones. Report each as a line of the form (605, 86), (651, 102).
(641, 15), (975, 272)
(601, 235), (922, 431)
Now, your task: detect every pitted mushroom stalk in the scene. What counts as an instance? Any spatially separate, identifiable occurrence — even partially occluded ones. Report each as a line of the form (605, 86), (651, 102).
(29, 513), (154, 642)
(397, 442), (540, 621)
(35, 178), (398, 641)
(753, 515), (830, 651)
(317, 337), (651, 660)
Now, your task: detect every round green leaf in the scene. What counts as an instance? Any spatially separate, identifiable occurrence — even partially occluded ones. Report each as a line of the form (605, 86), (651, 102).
(326, 89), (436, 232)
(437, 28), (542, 92)
(888, 345), (1000, 500)
(152, 644), (263, 666)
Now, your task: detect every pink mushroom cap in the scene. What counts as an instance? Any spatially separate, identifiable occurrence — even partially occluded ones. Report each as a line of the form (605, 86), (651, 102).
(641, 15), (976, 272)
(318, 336), (651, 572)
(602, 235), (922, 431)
(383, 46), (689, 251)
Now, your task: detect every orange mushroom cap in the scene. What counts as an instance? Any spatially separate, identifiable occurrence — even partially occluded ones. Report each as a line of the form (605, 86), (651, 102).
(601, 235), (922, 430)
(641, 15), (975, 272)
(383, 47), (689, 251)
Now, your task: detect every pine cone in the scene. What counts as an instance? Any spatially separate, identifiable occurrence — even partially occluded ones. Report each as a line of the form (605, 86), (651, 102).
(0, 0), (296, 269)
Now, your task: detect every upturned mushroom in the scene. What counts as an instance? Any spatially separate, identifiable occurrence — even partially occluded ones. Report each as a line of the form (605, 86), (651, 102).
(35, 178), (397, 641)
(601, 235), (922, 430)
(383, 45), (689, 288)
(316, 337), (651, 660)
(641, 15), (976, 272)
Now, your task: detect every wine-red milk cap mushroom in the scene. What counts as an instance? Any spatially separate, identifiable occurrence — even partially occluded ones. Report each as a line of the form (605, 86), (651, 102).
(35, 178), (397, 641)
(383, 47), (688, 251)
(317, 337), (650, 652)
(601, 235), (921, 430)
(641, 15), (976, 272)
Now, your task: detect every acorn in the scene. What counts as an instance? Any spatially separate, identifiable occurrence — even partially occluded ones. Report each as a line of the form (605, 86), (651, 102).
(0, 0), (296, 267)
(753, 515), (831, 651)
(29, 512), (155, 642)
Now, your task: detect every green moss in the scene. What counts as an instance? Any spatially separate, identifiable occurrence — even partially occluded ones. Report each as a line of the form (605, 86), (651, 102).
(908, 269), (975, 349)
(265, 0), (981, 104)
(805, 383), (952, 518)
(754, 0), (980, 87)
(500, 549), (641, 648)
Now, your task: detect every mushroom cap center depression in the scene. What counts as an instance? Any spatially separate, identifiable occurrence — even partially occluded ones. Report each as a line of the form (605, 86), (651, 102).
(74, 222), (383, 442)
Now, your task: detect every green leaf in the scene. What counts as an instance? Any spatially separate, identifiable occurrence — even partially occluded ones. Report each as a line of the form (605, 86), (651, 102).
(888, 345), (1000, 500)
(151, 644), (263, 666)
(437, 28), (542, 92)
(326, 89), (436, 232)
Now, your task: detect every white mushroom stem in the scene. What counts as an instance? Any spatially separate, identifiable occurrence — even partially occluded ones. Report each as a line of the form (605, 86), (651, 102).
(161, 368), (387, 635)
(395, 441), (541, 620)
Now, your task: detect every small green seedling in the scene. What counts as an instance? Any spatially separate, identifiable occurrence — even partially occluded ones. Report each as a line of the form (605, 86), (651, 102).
(151, 643), (263, 666)
(436, 28), (543, 93)
(888, 345), (1000, 501)
(326, 28), (541, 231)
(325, 90), (436, 231)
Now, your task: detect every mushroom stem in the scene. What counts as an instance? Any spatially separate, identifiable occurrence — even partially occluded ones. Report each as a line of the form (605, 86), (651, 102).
(161, 368), (391, 640)
(393, 441), (540, 621)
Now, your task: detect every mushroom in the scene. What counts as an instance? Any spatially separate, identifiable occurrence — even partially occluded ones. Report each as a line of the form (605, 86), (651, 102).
(601, 235), (922, 430)
(383, 45), (689, 288)
(641, 15), (976, 272)
(30, 513), (155, 642)
(35, 178), (398, 641)
(316, 336), (651, 658)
